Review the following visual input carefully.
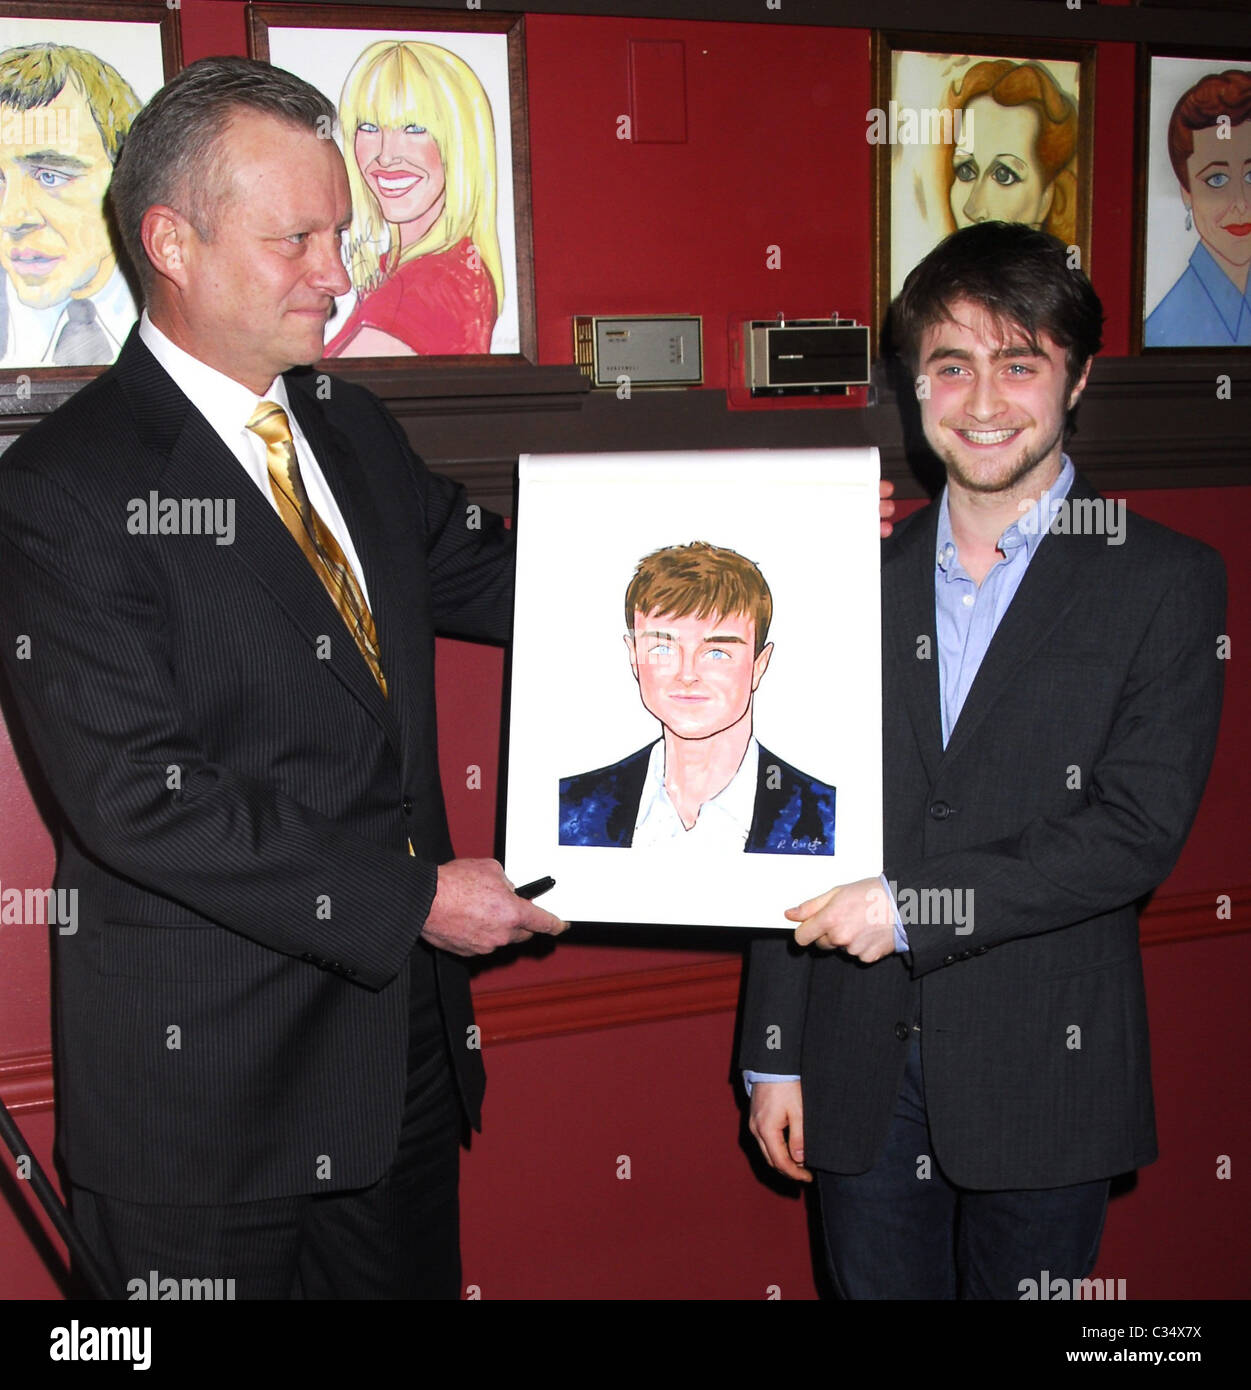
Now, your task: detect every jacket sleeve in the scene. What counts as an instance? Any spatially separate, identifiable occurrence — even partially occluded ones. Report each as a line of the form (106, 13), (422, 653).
(738, 932), (813, 1072)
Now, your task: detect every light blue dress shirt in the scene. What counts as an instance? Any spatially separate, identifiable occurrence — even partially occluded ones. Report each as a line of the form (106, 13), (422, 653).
(744, 458), (1075, 1092)
(1144, 243), (1251, 347)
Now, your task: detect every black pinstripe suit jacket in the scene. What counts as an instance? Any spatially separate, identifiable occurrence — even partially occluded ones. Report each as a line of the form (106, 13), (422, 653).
(0, 329), (510, 1203)
(739, 476), (1226, 1188)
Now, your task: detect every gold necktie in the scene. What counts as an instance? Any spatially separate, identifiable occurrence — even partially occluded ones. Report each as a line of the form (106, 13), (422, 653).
(246, 400), (388, 697)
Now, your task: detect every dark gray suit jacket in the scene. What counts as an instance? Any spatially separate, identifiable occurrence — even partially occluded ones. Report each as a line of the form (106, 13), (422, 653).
(740, 474), (1225, 1188)
(0, 328), (511, 1204)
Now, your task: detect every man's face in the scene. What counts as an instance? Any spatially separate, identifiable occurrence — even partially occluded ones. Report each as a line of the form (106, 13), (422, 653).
(1184, 120), (1251, 275)
(0, 78), (116, 309)
(170, 112), (351, 393)
(918, 298), (1089, 496)
(626, 609), (773, 743)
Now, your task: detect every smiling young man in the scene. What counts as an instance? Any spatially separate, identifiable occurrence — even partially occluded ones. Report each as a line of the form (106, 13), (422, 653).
(558, 541), (837, 855)
(0, 56), (566, 1299)
(740, 221), (1226, 1299)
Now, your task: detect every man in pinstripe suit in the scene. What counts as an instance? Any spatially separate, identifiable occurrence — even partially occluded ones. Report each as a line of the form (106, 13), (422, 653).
(0, 57), (564, 1298)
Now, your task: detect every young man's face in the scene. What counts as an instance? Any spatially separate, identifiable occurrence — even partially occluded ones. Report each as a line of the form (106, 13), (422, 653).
(626, 609), (773, 743)
(918, 297), (1090, 496)
(0, 79), (117, 309)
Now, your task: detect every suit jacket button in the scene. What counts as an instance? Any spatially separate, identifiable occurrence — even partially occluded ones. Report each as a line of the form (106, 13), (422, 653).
(928, 800), (952, 820)
(943, 954), (956, 966)
(973, 945), (988, 955)
(301, 952), (316, 963)
(402, 797), (414, 815)
(894, 1022), (910, 1041)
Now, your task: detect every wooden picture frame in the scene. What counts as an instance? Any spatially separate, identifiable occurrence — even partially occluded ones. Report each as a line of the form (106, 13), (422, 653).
(0, 1), (180, 398)
(871, 32), (1095, 345)
(248, 3), (537, 369)
(1132, 46), (1251, 353)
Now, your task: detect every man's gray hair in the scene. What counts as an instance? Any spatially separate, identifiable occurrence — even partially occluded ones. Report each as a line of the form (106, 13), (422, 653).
(109, 55), (336, 296)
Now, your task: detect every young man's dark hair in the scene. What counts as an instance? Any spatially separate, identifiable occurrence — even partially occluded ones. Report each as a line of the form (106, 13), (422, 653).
(885, 221), (1103, 426)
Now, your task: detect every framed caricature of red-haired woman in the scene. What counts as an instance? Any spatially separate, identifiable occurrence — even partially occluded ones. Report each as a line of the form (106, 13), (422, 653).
(872, 33), (1095, 342)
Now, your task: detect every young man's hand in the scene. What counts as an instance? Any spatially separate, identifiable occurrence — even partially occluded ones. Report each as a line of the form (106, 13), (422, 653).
(879, 478), (897, 538)
(748, 1080), (811, 1182)
(787, 877), (896, 961)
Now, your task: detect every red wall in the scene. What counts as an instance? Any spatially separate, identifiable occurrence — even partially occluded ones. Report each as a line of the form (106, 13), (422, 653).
(0, 1), (1246, 1301)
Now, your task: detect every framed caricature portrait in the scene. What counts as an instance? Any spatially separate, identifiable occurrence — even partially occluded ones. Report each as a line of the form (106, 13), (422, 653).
(248, 3), (535, 365)
(503, 449), (883, 930)
(872, 33), (1095, 336)
(0, 1), (179, 376)
(1134, 50), (1251, 352)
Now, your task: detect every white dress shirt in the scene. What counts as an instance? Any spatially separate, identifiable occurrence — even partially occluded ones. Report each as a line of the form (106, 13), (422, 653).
(632, 735), (760, 852)
(138, 312), (372, 606)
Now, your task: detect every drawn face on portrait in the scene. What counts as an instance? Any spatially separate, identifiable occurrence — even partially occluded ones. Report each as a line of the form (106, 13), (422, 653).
(949, 95), (1055, 231)
(1182, 120), (1251, 276)
(0, 78), (116, 309)
(353, 118), (446, 243)
(626, 609), (773, 744)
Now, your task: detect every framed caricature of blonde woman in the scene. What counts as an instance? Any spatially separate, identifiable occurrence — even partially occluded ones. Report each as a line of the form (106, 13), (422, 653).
(249, 3), (535, 364)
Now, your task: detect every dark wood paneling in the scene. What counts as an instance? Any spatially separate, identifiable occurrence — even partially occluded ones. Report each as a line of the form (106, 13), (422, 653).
(4, 354), (1245, 510)
(380, 354), (1251, 512)
(319, 1), (1251, 48)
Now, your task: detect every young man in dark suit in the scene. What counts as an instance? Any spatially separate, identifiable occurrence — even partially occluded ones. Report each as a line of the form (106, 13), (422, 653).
(741, 222), (1226, 1299)
(0, 57), (566, 1299)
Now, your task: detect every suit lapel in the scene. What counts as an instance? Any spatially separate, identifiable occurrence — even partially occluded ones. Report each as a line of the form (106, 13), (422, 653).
(884, 505), (944, 784)
(115, 333), (399, 750)
(938, 474), (1105, 771)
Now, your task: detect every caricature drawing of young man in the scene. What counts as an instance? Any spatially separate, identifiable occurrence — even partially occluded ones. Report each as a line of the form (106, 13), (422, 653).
(558, 541), (836, 855)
